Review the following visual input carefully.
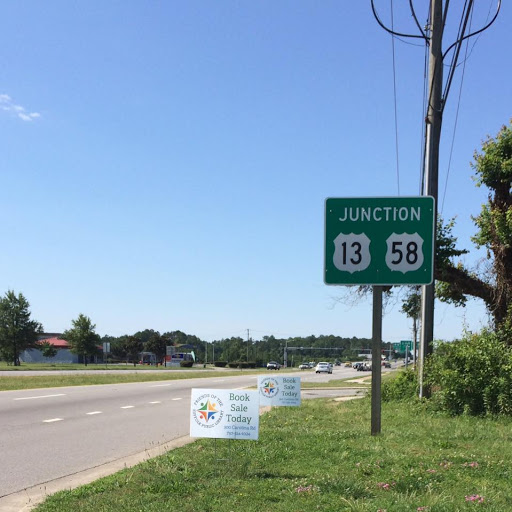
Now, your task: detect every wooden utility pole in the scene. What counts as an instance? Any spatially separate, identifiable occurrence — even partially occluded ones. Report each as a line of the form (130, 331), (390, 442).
(419, 0), (444, 398)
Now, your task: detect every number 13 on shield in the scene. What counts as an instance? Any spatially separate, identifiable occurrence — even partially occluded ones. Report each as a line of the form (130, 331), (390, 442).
(333, 233), (371, 274)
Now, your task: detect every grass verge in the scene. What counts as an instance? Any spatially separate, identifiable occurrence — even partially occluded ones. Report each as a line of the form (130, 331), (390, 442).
(0, 362), (218, 371)
(0, 371), (265, 391)
(34, 398), (512, 511)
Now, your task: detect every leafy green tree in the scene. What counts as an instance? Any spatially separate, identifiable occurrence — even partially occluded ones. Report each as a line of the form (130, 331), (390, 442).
(426, 328), (512, 415)
(133, 329), (158, 344)
(0, 290), (43, 365)
(123, 335), (144, 366)
(145, 332), (170, 364)
(39, 341), (58, 359)
(62, 314), (101, 366)
(435, 121), (512, 331)
(109, 335), (129, 360)
(401, 286), (421, 356)
(166, 330), (188, 346)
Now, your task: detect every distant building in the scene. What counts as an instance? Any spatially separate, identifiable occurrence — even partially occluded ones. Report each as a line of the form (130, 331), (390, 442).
(20, 334), (80, 364)
(164, 345), (195, 366)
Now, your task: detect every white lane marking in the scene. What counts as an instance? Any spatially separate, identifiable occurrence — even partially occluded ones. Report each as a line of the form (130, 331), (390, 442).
(86, 411), (102, 415)
(121, 405), (135, 409)
(149, 401), (161, 404)
(213, 379), (225, 382)
(43, 418), (63, 423)
(15, 393), (66, 401)
(149, 383), (173, 387)
(171, 398), (183, 401)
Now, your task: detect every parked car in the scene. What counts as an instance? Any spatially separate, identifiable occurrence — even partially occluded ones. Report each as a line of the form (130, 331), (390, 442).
(315, 362), (332, 374)
(299, 362), (309, 370)
(267, 361), (281, 370)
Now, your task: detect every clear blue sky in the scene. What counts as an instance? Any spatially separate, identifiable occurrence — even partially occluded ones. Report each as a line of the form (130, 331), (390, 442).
(1, 2), (510, 342)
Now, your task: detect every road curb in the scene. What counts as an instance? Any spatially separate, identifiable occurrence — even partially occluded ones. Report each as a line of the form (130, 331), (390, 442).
(0, 435), (193, 512)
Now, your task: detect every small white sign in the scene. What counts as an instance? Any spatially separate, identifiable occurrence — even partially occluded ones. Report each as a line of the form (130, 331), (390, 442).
(190, 389), (259, 440)
(258, 376), (301, 407)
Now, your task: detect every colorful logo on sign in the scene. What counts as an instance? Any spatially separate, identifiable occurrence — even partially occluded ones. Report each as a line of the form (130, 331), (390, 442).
(260, 378), (279, 399)
(192, 393), (224, 429)
(197, 399), (219, 423)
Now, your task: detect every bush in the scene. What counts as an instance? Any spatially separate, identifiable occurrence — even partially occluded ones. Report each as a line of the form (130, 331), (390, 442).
(227, 362), (239, 368)
(213, 361), (227, 368)
(381, 369), (419, 402)
(426, 328), (512, 416)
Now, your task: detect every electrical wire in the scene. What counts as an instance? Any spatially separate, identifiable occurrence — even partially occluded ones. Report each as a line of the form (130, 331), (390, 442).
(419, 14), (430, 196)
(442, 0), (501, 58)
(390, 0), (401, 195)
(448, 0), (497, 69)
(393, 36), (425, 47)
(409, 0), (428, 41)
(441, 8), (473, 214)
(442, 0), (474, 108)
(371, 0), (501, 202)
(371, 0), (428, 40)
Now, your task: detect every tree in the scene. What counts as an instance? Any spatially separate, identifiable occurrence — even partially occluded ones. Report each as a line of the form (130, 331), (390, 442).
(0, 290), (43, 365)
(166, 330), (188, 346)
(435, 121), (512, 332)
(38, 341), (58, 359)
(62, 314), (101, 365)
(123, 335), (144, 366)
(145, 332), (169, 364)
(401, 286), (421, 361)
(133, 329), (158, 344)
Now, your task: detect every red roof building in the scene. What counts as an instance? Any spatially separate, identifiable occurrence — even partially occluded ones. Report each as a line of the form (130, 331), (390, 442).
(37, 337), (70, 349)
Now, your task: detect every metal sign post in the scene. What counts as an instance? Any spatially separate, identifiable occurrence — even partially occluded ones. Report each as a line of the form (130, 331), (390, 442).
(371, 286), (383, 436)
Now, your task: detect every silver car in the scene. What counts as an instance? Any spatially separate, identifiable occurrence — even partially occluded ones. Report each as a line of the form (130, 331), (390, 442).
(315, 362), (332, 374)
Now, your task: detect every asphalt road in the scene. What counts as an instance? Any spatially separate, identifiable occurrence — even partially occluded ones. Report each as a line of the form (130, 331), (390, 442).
(0, 367), (369, 509)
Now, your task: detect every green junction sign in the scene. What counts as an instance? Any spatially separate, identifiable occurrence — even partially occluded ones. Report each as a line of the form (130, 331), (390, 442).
(400, 340), (412, 352)
(324, 196), (435, 286)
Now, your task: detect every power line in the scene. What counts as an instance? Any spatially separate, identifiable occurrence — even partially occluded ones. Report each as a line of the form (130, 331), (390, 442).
(419, 8), (431, 195)
(441, 11), (472, 214)
(390, 0), (401, 195)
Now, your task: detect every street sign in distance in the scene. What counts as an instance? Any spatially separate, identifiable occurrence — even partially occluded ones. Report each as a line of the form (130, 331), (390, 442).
(324, 196), (435, 285)
(400, 340), (412, 351)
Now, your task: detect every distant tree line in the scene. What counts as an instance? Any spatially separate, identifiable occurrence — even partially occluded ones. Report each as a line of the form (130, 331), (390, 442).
(99, 331), (381, 367)
(0, 289), (388, 367)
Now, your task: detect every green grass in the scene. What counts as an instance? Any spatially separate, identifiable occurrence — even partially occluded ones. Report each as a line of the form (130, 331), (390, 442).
(0, 362), (213, 371)
(301, 376), (372, 389)
(0, 370), (267, 391)
(34, 398), (512, 511)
